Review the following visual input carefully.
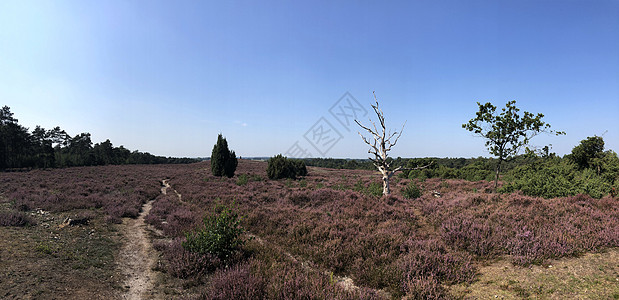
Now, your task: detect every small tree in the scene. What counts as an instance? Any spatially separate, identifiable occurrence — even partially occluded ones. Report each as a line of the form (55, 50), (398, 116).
(355, 92), (430, 196)
(570, 136), (604, 171)
(462, 100), (564, 190)
(211, 134), (238, 178)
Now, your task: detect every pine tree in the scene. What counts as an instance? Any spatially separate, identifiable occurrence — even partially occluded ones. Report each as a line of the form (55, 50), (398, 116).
(211, 134), (237, 178)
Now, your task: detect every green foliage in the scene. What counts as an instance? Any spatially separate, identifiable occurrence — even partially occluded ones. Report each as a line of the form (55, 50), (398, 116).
(462, 100), (564, 188)
(0, 106), (197, 169)
(407, 159), (494, 182)
(569, 136), (605, 170)
(266, 154), (307, 180)
(352, 179), (383, 197)
(211, 134), (238, 178)
(457, 161), (495, 182)
(36, 242), (58, 255)
(236, 174), (249, 186)
(182, 203), (245, 261)
(402, 182), (422, 199)
(500, 150), (619, 199)
(294, 159), (308, 177)
(367, 182), (383, 197)
(302, 158), (375, 170)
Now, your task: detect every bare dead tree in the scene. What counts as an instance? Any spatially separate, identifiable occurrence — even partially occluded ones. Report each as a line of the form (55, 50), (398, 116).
(355, 92), (431, 196)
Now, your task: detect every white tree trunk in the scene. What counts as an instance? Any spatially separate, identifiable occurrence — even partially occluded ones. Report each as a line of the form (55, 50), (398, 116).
(382, 172), (390, 195)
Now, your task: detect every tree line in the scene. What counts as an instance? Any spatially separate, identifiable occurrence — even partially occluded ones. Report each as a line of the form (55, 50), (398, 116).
(0, 106), (197, 170)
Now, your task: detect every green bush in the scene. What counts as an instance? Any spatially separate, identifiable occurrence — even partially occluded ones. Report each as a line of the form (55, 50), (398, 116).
(367, 182), (383, 197)
(266, 154), (307, 180)
(211, 134), (238, 178)
(236, 174), (249, 186)
(352, 179), (383, 197)
(500, 157), (616, 199)
(183, 203), (245, 261)
(402, 182), (422, 199)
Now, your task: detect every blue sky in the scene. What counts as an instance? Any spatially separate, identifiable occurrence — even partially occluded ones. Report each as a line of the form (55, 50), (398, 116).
(1, 0), (617, 158)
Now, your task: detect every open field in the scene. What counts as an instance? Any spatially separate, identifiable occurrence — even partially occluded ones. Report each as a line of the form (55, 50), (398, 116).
(0, 160), (617, 299)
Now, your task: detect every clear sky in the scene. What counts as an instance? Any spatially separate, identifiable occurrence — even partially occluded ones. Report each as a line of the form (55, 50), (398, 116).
(1, 0), (617, 158)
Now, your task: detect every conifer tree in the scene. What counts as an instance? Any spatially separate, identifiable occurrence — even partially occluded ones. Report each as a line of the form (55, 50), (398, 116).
(211, 134), (237, 178)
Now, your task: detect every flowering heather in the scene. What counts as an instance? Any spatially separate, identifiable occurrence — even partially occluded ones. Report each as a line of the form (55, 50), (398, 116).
(2, 160), (617, 298)
(0, 210), (36, 227)
(0, 164), (190, 221)
(202, 261), (265, 300)
(156, 238), (221, 279)
(204, 256), (386, 300)
(402, 276), (449, 300)
(145, 193), (200, 237)
(399, 238), (476, 285)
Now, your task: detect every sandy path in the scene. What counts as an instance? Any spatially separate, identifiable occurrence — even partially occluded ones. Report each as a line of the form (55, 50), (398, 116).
(118, 192), (159, 299)
(161, 179), (182, 201)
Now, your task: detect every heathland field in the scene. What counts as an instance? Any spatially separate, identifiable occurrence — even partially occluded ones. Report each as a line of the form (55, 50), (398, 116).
(0, 160), (617, 299)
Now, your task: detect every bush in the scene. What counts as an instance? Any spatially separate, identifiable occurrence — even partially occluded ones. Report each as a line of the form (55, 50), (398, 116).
(161, 238), (221, 279)
(203, 261), (265, 299)
(402, 182), (422, 199)
(353, 180), (383, 197)
(402, 276), (449, 300)
(500, 157), (615, 199)
(236, 174), (249, 186)
(266, 154), (307, 180)
(0, 210), (36, 227)
(399, 238), (476, 285)
(211, 134), (238, 178)
(367, 181), (383, 197)
(182, 202), (245, 261)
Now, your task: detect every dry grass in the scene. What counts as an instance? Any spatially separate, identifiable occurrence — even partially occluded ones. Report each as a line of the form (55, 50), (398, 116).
(0, 206), (123, 299)
(449, 248), (619, 299)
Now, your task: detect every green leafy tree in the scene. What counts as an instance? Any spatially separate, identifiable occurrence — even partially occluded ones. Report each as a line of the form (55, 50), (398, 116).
(462, 100), (564, 190)
(569, 136), (605, 172)
(210, 134), (238, 178)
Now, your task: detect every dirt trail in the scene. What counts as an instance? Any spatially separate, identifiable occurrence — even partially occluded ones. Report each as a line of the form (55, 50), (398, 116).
(161, 179), (182, 201)
(118, 182), (165, 300)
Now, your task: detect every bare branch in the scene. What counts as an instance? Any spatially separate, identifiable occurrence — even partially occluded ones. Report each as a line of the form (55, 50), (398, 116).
(355, 92), (410, 195)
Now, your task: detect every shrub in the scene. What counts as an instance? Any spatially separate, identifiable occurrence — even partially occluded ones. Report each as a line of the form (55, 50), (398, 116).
(162, 238), (220, 279)
(368, 181), (383, 197)
(294, 159), (308, 177)
(500, 158), (614, 199)
(402, 182), (422, 199)
(402, 276), (449, 300)
(399, 238), (476, 285)
(211, 134), (238, 178)
(236, 174), (249, 186)
(352, 179), (382, 197)
(266, 154), (307, 180)
(441, 215), (500, 257)
(0, 210), (36, 227)
(203, 261), (265, 299)
(183, 202), (245, 261)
